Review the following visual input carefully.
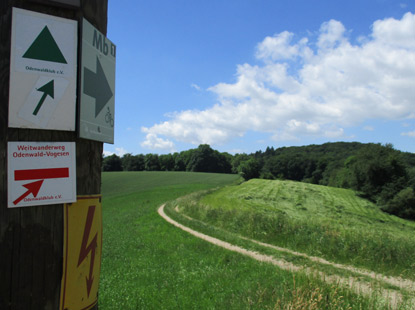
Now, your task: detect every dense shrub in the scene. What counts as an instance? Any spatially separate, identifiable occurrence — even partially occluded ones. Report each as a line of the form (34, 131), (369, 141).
(102, 154), (122, 171)
(382, 187), (415, 220)
(238, 158), (260, 180)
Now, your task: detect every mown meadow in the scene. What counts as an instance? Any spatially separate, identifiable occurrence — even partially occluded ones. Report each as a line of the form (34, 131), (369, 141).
(178, 179), (415, 280)
(99, 172), (415, 309)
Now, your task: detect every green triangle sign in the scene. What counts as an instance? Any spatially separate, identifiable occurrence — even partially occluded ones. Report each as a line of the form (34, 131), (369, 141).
(23, 26), (67, 64)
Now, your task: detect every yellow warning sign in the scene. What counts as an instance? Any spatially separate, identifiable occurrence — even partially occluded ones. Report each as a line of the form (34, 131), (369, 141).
(60, 195), (102, 310)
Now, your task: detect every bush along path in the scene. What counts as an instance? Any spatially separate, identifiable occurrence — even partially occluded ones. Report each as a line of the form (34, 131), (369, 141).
(158, 204), (415, 310)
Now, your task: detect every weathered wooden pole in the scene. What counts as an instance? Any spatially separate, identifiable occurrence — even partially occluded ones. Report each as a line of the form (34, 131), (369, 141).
(0, 0), (108, 309)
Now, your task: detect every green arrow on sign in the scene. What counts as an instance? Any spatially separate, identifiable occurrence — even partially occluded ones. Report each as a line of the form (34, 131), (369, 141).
(33, 80), (54, 116)
(23, 26), (67, 64)
(83, 56), (113, 117)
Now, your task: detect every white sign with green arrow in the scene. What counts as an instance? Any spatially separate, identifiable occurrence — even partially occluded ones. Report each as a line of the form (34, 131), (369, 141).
(9, 8), (77, 131)
(79, 18), (116, 144)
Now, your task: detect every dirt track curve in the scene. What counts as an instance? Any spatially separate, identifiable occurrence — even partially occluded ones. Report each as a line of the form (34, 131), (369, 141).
(158, 204), (415, 309)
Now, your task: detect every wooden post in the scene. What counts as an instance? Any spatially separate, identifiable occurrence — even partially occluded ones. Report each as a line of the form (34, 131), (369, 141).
(0, 0), (107, 309)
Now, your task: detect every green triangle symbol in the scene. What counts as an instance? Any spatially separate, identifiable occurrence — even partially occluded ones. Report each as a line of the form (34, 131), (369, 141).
(23, 26), (67, 64)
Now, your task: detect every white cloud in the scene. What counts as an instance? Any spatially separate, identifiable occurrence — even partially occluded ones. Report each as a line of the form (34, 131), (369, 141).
(257, 31), (299, 61)
(103, 150), (114, 157)
(372, 12), (415, 49)
(317, 19), (347, 50)
(191, 83), (201, 91)
(256, 32), (313, 63)
(363, 126), (374, 131)
(401, 131), (415, 137)
(142, 12), (415, 151)
(115, 147), (128, 156)
(103, 147), (128, 157)
(141, 130), (176, 151)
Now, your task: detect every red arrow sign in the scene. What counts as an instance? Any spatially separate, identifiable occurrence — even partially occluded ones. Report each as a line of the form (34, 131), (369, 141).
(13, 180), (44, 205)
(14, 167), (69, 181)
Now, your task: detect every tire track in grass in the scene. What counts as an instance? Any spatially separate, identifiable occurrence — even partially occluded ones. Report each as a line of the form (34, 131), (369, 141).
(158, 204), (415, 309)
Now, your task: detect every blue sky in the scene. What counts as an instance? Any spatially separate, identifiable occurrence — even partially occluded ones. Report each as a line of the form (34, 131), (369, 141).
(105, 0), (415, 156)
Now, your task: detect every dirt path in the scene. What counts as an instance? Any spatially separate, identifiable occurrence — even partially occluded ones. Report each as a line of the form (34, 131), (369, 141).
(158, 204), (415, 309)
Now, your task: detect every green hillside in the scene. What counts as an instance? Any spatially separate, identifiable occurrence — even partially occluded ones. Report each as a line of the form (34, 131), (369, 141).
(100, 172), (414, 309)
(103, 142), (415, 221)
(179, 178), (415, 279)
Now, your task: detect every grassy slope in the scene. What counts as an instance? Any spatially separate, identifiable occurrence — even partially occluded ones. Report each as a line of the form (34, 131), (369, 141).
(101, 171), (240, 199)
(182, 179), (415, 279)
(100, 171), (246, 309)
(99, 172), (390, 309)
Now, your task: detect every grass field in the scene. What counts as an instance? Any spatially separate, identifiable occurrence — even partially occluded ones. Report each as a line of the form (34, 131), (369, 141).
(99, 172), (414, 309)
(179, 179), (415, 280)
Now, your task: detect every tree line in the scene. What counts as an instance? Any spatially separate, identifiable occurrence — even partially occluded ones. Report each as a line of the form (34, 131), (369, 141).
(103, 142), (415, 220)
(103, 144), (232, 174)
